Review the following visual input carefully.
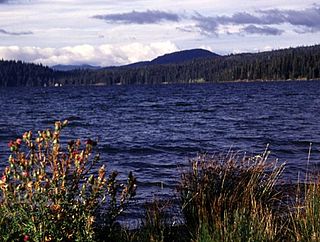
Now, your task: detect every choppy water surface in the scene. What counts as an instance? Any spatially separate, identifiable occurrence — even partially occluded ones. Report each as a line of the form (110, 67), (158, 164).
(1, 80), (320, 214)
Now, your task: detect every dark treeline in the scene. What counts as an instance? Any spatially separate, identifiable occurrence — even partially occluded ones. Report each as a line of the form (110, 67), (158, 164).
(1, 44), (320, 87)
(61, 45), (320, 86)
(0, 60), (67, 87)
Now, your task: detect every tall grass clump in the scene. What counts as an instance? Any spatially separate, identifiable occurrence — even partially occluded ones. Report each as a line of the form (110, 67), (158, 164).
(289, 177), (320, 241)
(139, 200), (171, 242)
(180, 149), (286, 241)
(0, 121), (136, 241)
(135, 199), (190, 242)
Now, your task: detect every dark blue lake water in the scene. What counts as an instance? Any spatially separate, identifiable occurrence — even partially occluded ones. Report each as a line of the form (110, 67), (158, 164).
(1, 81), (320, 214)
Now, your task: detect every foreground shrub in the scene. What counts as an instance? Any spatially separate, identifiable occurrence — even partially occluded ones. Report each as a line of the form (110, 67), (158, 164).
(180, 149), (285, 241)
(0, 121), (136, 241)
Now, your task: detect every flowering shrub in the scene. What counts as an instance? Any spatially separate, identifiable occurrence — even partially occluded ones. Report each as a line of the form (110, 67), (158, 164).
(0, 121), (136, 241)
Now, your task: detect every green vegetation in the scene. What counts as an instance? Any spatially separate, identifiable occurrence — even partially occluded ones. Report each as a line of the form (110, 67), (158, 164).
(290, 180), (320, 241)
(2, 122), (320, 241)
(1, 44), (320, 87)
(180, 151), (285, 242)
(0, 121), (136, 241)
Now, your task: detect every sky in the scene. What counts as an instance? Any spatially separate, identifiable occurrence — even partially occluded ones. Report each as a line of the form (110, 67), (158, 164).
(0, 0), (320, 66)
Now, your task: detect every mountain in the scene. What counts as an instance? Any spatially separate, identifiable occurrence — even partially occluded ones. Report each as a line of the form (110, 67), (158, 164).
(150, 49), (219, 65)
(119, 61), (151, 69)
(118, 49), (220, 69)
(52, 49), (219, 70)
(51, 49), (219, 71)
(52, 64), (101, 71)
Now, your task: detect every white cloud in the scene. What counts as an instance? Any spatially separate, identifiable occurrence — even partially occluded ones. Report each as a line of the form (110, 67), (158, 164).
(0, 0), (319, 64)
(0, 41), (178, 66)
(119, 42), (178, 63)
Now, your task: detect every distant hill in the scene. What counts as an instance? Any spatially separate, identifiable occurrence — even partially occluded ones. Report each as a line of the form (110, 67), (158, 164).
(119, 49), (219, 69)
(52, 64), (101, 71)
(119, 61), (151, 69)
(150, 49), (219, 65)
(52, 49), (219, 70)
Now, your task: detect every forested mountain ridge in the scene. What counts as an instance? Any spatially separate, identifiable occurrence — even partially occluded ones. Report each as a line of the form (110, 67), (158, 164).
(61, 45), (320, 86)
(106, 48), (219, 69)
(0, 45), (320, 87)
(52, 64), (101, 71)
(48, 49), (218, 71)
(149, 49), (219, 65)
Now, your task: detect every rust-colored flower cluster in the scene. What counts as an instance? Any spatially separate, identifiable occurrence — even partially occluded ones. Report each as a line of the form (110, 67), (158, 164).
(0, 120), (137, 241)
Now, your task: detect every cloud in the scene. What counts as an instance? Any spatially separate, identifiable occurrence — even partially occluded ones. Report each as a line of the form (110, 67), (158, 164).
(0, 41), (179, 66)
(188, 4), (320, 36)
(0, 0), (30, 3)
(191, 13), (219, 36)
(257, 9), (286, 25)
(242, 25), (284, 35)
(260, 5), (320, 32)
(0, 29), (33, 36)
(93, 10), (180, 24)
(217, 12), (264, 25)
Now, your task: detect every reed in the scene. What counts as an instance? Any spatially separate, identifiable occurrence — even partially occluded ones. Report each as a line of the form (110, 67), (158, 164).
(289, 177), (320, 241)
(180, 149), (286, 241)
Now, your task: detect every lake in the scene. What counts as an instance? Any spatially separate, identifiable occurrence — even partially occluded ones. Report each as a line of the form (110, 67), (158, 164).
(1, 80), (320, 215)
